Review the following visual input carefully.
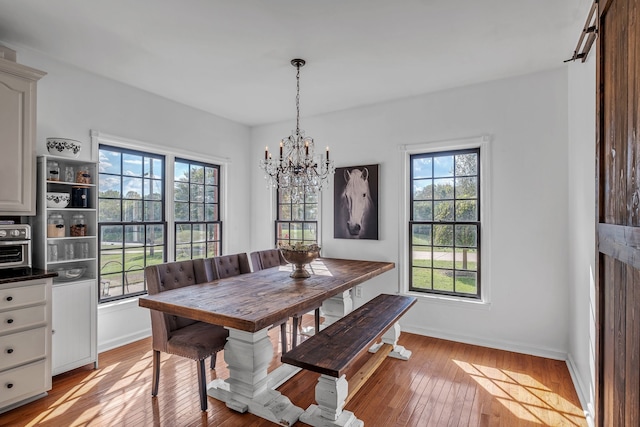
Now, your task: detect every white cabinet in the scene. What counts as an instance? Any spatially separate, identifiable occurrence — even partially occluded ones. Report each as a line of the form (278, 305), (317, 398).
(51, 280), (97, 375)
(0, 57), (45, 215)
(0, 277), (52, 413)
(32, 155), (98, 374)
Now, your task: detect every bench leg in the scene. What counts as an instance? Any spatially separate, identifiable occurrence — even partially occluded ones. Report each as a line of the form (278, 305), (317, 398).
(299, 374), (363, 427)
(368, 322), (412, 360)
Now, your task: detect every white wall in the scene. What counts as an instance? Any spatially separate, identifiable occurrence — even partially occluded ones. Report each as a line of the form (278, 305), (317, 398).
(9, 41), (594, 405)
(251, 68), (570, 359)
(9, 44), (252, 351)
(567, 54), (596, 424)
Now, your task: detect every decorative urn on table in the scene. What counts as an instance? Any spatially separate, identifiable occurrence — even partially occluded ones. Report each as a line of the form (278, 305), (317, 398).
(279, 242), (321, 278)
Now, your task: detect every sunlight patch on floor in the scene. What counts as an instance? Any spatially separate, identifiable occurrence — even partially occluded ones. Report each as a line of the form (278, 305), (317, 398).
(453, 360), (585, 426)
(23, 358), (151, 426)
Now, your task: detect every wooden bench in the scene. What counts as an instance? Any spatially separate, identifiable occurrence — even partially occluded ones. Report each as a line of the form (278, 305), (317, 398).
(282, 293), (416, 427)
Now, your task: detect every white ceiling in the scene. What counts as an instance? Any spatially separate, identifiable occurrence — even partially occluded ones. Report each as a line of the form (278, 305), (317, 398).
(0, 0), (588, 126)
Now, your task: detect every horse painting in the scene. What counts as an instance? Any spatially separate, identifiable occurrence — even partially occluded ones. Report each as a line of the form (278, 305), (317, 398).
(334, 165), (379, 239)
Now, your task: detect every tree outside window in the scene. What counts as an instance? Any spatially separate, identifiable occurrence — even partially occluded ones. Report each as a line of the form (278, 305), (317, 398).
(98, 146), (165, 302)
(174, 159), (221, 260)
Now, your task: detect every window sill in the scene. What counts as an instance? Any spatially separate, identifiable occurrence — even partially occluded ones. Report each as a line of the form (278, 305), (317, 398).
(97, 296), (142, 313)
(402, 290), (491, 310)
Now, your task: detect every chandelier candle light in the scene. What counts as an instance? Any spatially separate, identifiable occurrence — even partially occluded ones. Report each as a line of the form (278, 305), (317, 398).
(260, 59), (335, 203)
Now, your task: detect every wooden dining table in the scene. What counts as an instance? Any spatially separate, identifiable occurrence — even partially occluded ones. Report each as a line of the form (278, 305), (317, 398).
(138, 257), (395, 426)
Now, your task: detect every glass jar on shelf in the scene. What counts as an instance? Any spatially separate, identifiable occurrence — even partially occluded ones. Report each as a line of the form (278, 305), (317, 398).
(64, 242), (75, 260)
(75, 167), (91, 184)
(47, 161), (60, 181)
(70, 213), (87, 236)
(47, 213), (65, 238)
(47, 243), (59, 262)
(75, 241), (90, 259)
(63, 165), (75, 183)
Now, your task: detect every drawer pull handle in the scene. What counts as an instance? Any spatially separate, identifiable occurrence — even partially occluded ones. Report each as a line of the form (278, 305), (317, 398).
(5, 296), (12, 302)
(6, 348), (14, 354)
(6, 383), (13, 389)
(6, 319), (14, 324)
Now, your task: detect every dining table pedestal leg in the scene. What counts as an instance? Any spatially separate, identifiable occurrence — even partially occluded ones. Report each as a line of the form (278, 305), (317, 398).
(207, 328), (303, 426)
(321, 290), (353, 328)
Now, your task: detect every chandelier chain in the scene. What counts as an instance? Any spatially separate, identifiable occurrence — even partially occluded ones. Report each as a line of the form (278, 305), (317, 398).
(296, 63), (301, 135)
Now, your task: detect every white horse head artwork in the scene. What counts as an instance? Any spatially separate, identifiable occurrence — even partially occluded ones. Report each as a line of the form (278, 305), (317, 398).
(334, 165), (379, 239)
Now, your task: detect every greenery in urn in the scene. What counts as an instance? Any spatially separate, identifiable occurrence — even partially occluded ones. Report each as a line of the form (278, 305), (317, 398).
(278, 242), (321, 278)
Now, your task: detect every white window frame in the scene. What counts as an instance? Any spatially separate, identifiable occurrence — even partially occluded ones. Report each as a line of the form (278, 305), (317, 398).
(398, 135), (492, 307)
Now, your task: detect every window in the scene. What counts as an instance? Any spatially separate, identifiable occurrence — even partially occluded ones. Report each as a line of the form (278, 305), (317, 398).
(97, 138), (224, 303)
(98, 146), (166, 302)
(409, 147), (480, 298)
(174, 159), (221, 260)
(276, 189), (318, 246)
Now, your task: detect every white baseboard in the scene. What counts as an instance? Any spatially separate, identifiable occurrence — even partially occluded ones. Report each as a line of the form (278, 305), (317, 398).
(402, 324), (567, 360)
(98, 328), (151, 354)
(566, 353), (595, 427)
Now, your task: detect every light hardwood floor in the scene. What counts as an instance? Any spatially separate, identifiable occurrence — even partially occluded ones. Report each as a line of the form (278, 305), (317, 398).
(0, 320), (587, 426)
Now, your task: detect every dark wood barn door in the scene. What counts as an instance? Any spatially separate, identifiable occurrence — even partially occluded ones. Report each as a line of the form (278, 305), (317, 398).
(596, 0), (640, 425)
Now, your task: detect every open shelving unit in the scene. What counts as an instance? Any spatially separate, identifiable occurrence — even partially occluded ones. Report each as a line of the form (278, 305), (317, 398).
(33, 156), (97, 282)
(32, 155), (98, 375)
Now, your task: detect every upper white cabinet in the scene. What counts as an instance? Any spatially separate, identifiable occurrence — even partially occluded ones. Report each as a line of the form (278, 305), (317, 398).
(0, 56), (46, 215)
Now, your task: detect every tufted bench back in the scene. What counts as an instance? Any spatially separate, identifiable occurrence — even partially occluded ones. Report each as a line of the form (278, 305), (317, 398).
(212, 253), (251, 279)
(250, 249), (286, 271)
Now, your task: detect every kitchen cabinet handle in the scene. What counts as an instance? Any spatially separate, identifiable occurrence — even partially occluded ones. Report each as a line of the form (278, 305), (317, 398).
(6, 348), (14, 354)
(6, 318), (14, 324)
(5, 296), (12, 302)
(6, 383), (13, 389)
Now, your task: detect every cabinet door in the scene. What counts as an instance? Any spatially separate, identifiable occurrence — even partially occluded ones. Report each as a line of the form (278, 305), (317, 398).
(0, 61), (45, 215)
(52, 280), (97, 375)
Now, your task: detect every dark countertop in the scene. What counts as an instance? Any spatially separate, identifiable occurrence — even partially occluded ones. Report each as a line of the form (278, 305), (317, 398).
(0, 267), (58, 285)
